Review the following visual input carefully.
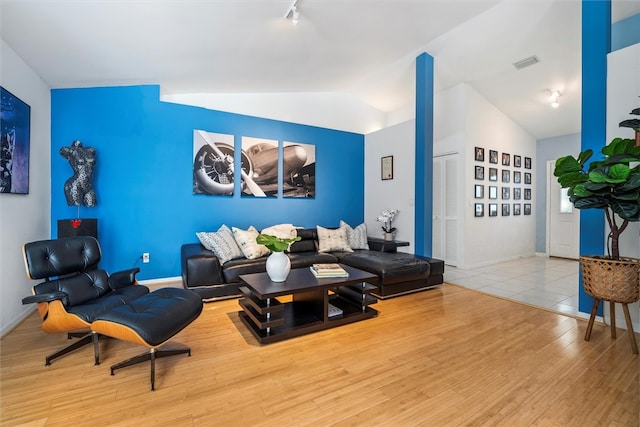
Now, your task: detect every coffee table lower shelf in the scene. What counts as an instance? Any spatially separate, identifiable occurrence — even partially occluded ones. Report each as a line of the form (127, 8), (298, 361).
(238, 296), (378, 344)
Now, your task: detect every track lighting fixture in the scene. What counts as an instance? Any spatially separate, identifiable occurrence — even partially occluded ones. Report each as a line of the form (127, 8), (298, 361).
(284, 0), (301, 25)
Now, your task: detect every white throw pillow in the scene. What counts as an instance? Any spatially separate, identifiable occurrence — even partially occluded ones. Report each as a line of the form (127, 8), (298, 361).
(316, 225), (353, 253)
(339, 220), (369, 250)
(261, 223), (297, 239)
(232, 226), (270, 259)
(196, 224), (244, 264)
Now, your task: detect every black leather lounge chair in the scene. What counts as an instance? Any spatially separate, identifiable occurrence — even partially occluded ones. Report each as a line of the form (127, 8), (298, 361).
(22, 236), (149, 366)
(23, 236), (204, 390)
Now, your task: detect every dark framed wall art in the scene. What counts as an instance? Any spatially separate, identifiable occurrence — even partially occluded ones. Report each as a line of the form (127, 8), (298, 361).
(1, 86), (31, 194)
(381, 155), (393, 180)
(471, 146), (534, 220)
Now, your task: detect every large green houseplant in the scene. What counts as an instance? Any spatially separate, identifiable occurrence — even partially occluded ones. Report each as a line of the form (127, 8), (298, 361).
(554, 135), (640, 353)
(553, 137), (640, 259)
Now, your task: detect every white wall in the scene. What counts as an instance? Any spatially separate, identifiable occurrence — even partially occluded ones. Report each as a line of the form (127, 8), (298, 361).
(432, 83), (537, 268)
(0, 39), (51, 336)
(461, 84), (537, 268)
(162, 91), (388, 135)
(606, 43), (639, 331)
(364, 120), (416, 252)
(364, 83), (537, 267)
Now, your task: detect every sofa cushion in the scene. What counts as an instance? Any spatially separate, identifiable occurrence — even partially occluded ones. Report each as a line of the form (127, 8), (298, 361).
(232, 226), (270, 260)
(340, 220), (369, 250)
(316, 225), (353, 253)
(288, 229), (317, 253)
(337, 251), (430, 285)
(196, 225), (244, 265)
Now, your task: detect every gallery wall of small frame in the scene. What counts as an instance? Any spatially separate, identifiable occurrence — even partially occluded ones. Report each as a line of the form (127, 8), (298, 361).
(473, 146), (532, 218)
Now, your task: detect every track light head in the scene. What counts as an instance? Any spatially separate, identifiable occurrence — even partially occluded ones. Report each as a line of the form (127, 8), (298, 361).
(284, 0), (301, 25)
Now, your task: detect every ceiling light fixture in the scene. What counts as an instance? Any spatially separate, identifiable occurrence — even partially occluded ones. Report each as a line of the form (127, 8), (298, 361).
(548, 90), (561, 108)
(284, 0), (301, 25)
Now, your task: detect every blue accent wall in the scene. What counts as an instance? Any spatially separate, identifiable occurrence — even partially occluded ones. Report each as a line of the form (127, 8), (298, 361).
(51, 85), (365, 280)
(579, 0), (610, 314)
(414, 52), (434, 257)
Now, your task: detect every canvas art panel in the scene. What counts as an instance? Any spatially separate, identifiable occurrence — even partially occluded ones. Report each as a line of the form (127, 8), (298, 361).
(241, 136), (279, 197)
(193, 130), (238, 196)
(283, 141), (316, 198)
(1, 86), (30, 194)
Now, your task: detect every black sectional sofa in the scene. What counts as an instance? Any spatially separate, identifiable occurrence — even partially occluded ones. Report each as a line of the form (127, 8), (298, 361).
(180, 228), (444, 301)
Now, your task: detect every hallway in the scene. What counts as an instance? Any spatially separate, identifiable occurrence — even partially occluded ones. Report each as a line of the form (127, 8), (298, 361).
(444, 256), (580, 317)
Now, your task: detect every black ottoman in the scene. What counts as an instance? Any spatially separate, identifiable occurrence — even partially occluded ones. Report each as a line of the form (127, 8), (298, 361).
(338, 251), (443, 298)
(91, 288), (203, 390)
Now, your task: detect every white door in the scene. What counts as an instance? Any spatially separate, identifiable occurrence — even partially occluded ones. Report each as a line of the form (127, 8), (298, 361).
(547, 160), (580, 259)
(433, 154), (459, 266)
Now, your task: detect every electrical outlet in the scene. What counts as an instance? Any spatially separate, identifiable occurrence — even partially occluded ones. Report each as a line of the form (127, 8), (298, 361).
(143, 252), (150, 263)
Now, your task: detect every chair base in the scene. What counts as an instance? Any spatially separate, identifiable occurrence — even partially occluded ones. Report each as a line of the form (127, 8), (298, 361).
(585, 298), (638, 354)
(45, 331), (100, 366)
(109, 344), (191, 391)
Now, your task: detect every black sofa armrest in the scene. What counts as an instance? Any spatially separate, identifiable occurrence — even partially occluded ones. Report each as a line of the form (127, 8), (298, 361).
(22, 291), (68, 306)
(181, 244), (224, 287)
(109, 267), (140, 289)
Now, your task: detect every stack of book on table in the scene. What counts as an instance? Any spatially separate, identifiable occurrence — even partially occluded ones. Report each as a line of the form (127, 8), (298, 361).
(309, 263), (349, 278)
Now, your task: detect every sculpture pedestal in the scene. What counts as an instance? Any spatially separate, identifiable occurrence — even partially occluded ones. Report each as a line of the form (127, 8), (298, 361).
(57, 218), (98, 240)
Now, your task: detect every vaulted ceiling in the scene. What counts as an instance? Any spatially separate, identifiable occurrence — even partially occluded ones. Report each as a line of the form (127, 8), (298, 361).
(1, 0), (638, 139)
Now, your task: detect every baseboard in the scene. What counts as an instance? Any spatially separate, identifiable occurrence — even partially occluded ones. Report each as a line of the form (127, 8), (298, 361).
(1, 305), (36, 339)
(139, 276), (183, 291)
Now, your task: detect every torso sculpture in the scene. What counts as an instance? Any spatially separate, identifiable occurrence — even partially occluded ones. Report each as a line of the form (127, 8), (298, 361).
(60, 140), (97, 207)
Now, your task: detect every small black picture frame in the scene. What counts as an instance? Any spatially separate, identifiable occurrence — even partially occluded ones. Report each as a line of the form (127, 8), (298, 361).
(513, 203), (521, 215)
(489, 203), (498, 217)
(502, 203), (510, 216)
(524, 156), (532, 169)
(489, 150), (498, 164)
(524, 188), (531, 200)
(514, 155), (522, 168)
(513, 171), (521, 184)
(513, 187), (521, 200)
(474, 184), (484, 199)
(524, 203), (532, 215)
(489, 167), (498, 181)
(489, 186), (498, 199)
(475, 203), (484, 217)
(524, 172), (531, 185)
(475, 147), (485, 162)
(502, 153), (510, 166)
(475, 165), (485, 180)
(502, 169), (510, 183)
(502, 187), (510, 200)
(381, 155), (393, 180)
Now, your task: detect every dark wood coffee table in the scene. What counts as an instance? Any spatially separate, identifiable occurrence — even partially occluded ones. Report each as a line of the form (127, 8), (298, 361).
(238, 264), (378, 344)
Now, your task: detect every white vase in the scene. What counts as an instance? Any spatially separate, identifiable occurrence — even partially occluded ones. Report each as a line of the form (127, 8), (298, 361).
(384, 232), (394, 241)
(266, 251), (291, 282)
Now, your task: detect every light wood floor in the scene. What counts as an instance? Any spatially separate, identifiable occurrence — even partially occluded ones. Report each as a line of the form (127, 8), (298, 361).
(1, 284), (638, 426)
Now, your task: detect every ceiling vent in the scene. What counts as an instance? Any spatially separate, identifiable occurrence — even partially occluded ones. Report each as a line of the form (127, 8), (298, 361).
(513, 55), (541, 70)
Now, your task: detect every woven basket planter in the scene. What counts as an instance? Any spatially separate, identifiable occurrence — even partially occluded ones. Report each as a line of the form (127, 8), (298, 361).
(580, 256), (640, 303)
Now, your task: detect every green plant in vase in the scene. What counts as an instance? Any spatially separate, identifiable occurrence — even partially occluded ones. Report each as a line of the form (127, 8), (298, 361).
(256, 234), (301, 252)
(256, 233), (301, 282)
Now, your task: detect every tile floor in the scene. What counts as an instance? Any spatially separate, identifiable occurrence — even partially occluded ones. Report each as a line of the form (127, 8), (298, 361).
(444, 255), (580, 317)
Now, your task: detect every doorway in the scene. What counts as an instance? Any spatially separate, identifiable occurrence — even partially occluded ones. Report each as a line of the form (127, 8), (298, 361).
(432, 153), (459, 266)
(546, 160), (580, 259)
